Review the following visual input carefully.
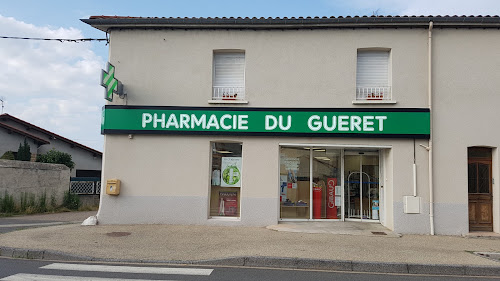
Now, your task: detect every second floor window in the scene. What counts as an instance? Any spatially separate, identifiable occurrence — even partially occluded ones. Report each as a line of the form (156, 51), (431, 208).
(213, 52), (245, 101)
(356, 50), (391, 101)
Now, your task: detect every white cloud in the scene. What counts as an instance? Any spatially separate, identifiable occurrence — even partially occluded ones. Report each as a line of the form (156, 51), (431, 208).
(325, 0), (500, 16)
(400, 0), (500, 16)
(0, 15), (105, 150)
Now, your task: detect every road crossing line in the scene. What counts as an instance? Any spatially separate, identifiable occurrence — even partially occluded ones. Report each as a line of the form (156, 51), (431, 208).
(40, 263), (213, 276)
(1, 273), (177, 281)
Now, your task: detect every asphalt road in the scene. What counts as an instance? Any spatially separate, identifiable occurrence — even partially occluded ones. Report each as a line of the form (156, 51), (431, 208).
(0, 211), (95, 234)
(0, 219), (65, 234)
(0, 257), (499, 281)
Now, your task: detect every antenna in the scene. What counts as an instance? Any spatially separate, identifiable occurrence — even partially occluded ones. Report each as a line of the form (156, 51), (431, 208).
(0, 97), (4, 114)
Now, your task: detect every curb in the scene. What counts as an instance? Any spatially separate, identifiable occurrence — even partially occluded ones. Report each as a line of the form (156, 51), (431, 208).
(1, 246), (500, 276)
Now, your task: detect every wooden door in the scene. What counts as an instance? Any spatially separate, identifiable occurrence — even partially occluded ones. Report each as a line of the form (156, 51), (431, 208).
(468, 148), (493, 232)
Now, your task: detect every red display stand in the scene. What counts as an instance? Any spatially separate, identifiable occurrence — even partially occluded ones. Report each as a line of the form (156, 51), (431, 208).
(313, 185), (322, 219)
(326, 178), (338, 219)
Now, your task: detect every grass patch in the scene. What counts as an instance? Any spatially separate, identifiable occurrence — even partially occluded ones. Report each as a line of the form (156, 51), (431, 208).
(0, 190), (97, 216)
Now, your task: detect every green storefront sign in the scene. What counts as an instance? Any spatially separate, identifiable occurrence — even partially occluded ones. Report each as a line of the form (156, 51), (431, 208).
(102, 106), (430, 139)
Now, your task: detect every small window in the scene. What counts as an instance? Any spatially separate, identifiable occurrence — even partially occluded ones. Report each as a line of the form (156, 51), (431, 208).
(356, 50), (391, 101)
(468, 147), (492, 194)
(210, 142), (242, 217)
(212, 52), (245, 101)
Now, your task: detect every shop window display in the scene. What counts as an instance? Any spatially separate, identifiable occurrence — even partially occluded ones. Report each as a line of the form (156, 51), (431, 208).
(210, 142), (242, 217)
(279, 147), (310, 219)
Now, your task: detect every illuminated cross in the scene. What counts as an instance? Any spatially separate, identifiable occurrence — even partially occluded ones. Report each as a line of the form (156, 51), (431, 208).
(101, 63), (122, 101)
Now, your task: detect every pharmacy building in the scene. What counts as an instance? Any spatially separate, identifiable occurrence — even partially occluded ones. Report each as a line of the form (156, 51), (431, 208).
(83, 15), (500, 235)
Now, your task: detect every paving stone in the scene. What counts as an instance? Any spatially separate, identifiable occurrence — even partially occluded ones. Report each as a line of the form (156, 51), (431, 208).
(465, 266), (500, 276)
(194, 257), (246, 266)
(0, 247), (14, 257)
(296, 258), (352, 271)
(42, 250), (92, 261)
(12, 249), (28, 259)
(352, 261), (408, 273)
(408, 264), (466, 275)
(244, 256), (297, 268)
(27, 250), (44, 259)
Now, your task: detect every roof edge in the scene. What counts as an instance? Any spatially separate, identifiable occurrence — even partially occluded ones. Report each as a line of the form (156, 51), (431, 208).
(0, 114), (102, 156)
(0, 122), (51, 145)
(81, 15), (500, 32)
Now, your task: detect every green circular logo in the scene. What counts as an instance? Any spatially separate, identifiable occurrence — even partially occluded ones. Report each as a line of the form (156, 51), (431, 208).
(222, 165), (240, 185)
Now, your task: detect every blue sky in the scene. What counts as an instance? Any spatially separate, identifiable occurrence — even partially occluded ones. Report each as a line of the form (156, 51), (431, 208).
(1, 0), (500, 150)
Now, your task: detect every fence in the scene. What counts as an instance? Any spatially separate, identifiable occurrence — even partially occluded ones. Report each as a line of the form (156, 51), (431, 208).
(69, 177), (101, 195)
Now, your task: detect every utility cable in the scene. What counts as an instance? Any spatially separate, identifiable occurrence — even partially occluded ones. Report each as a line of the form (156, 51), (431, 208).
(0, 36), (107, 43)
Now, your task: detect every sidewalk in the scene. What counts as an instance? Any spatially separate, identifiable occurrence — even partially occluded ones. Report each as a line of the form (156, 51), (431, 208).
(1, 212), (500, 276)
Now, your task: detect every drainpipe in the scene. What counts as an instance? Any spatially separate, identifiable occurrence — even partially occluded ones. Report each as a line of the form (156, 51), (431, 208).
(428, 21), (435, 235)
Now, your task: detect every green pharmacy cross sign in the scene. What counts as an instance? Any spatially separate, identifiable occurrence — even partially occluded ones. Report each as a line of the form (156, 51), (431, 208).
(101, 63), (123, 102)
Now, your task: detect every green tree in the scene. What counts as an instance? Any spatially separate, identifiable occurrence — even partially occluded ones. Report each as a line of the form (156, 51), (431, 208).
(37, 149), (75, 169)
(16, 138), (31, 161)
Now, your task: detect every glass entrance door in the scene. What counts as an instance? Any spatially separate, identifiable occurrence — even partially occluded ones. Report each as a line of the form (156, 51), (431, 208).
(279, 147), (380, 222)
(344, 151), (380, 221)
(279, 146), (341, 220)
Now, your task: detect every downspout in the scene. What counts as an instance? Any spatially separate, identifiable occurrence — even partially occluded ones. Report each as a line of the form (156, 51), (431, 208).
(428, 21), (435, 235)
(413, 140), (417, 197)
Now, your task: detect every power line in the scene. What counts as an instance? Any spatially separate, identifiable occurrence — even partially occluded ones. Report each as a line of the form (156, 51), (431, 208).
(0, 36), (107, 43)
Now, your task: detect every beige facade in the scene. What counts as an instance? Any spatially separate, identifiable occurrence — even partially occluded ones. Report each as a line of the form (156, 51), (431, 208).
(84, 16), (500, 235)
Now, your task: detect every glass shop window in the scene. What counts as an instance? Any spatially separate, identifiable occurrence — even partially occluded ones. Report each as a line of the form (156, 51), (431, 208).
(209, 142), (242, 217)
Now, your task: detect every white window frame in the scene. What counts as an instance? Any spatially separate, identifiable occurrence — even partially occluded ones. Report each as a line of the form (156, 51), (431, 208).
(210, 51), (248, 104)
(354, 49), (395, 104)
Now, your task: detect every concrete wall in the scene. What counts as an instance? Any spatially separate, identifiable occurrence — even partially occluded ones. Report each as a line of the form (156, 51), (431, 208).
(0, 159), (70, 206)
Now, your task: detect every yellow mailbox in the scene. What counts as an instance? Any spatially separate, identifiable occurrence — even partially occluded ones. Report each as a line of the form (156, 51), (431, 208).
(106, 179), (121, 195)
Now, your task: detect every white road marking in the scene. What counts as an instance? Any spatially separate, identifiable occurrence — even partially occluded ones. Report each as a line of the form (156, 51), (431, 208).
(41, 263), (213, 276)
(1, 273), (177, 281)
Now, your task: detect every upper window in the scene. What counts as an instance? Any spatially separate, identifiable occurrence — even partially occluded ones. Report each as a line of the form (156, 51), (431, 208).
(356, 50), (391, 101)
(212, 52), (245, 101)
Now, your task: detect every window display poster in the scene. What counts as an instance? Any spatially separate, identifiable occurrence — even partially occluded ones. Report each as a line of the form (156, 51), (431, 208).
(221, 157), (242, 187)
(327, 178), (338, 219)
(280, 175), (288, 202)
(218, 191), (238, 216)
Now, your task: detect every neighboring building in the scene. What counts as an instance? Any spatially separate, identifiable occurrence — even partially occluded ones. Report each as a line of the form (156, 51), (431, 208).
(83, 15), (499, 235)
(0, 113), (102, 177)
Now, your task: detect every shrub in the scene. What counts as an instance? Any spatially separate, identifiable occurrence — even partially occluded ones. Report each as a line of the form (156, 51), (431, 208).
(0, 151), (15, 160)
(62, 191), (80, 210)
(37, 149), (75, 169)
